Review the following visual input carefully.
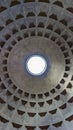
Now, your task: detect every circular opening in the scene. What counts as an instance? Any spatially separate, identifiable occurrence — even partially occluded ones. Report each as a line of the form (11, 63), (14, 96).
(26, 55), (48, 76)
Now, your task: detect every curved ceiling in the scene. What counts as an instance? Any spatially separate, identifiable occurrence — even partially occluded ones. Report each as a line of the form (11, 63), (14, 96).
(0, 0), (73, 130)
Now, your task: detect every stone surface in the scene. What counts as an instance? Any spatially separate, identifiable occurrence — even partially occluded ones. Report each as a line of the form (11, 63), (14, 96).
(0, 0), (73, 130)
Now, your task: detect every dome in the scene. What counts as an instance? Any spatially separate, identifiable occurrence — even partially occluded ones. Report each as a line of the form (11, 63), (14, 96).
(0, 0), (73, 130)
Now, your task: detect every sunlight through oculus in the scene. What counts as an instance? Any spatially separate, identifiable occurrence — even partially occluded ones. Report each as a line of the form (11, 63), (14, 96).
(26, 55), (48, 76)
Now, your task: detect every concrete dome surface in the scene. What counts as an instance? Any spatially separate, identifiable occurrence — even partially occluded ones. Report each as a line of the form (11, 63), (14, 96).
(0, 0), (73, 130)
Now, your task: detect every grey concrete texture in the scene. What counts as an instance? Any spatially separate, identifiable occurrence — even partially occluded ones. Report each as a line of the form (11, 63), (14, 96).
(0, 0), (73, 130)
